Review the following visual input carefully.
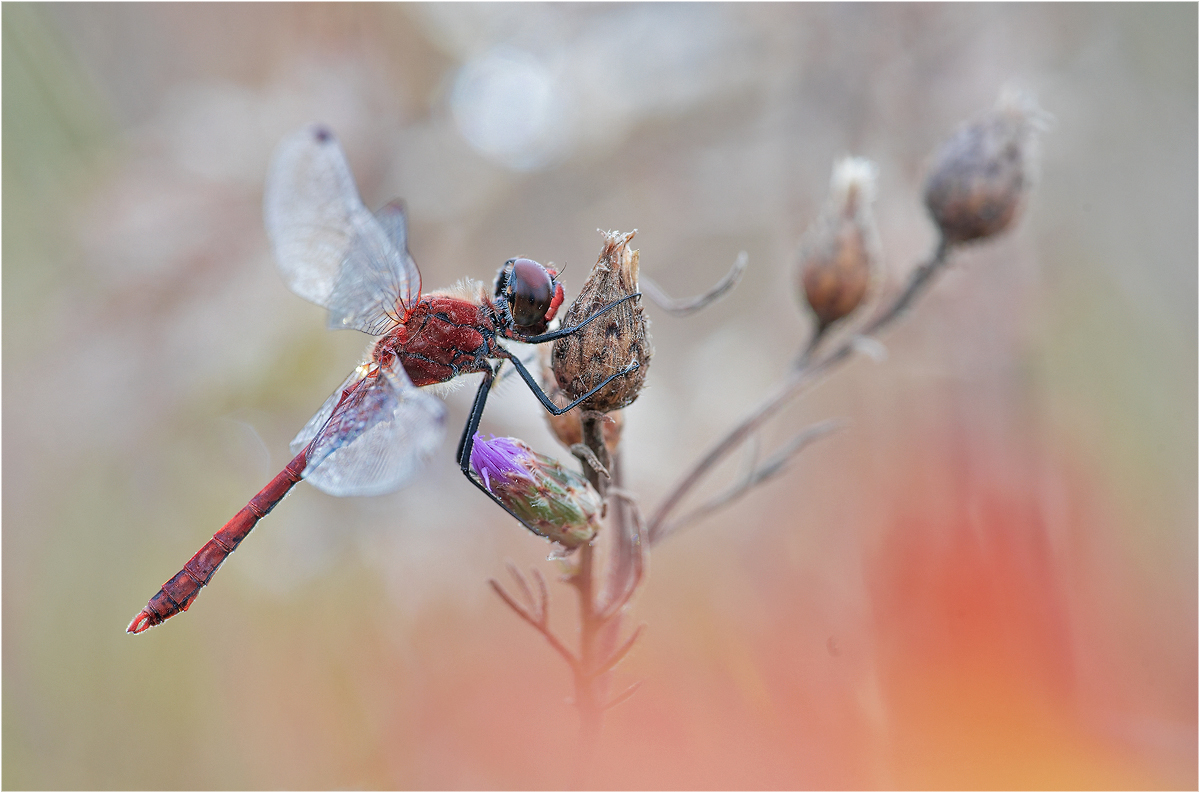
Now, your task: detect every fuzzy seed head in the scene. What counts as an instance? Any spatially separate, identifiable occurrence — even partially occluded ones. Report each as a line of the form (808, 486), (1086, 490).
(551, 230), (652, 413)
(924, 88), (1050, 245)
(796, 157), (882, 332)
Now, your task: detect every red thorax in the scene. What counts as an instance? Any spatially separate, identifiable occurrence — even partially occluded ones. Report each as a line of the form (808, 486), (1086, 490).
(376, 294), (501, 387)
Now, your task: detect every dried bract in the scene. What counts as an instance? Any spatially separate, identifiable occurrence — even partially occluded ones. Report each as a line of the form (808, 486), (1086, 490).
(796, 157), (882, 333)
(552, 230), (651, 413)
(470, 434), (601, 550)
(924, 88), (1051, 245)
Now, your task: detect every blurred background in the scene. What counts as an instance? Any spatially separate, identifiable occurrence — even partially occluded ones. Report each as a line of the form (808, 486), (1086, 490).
(4, 4), (1195, 788)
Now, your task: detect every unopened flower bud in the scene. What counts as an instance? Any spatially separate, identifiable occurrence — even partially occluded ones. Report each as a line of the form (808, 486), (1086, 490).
(470, 434), (601, 549)
(539, 347), (624, 452)
(796, 157), (882, 333)
(552, 230), (652, 413)
(924, 88), (1050, 245)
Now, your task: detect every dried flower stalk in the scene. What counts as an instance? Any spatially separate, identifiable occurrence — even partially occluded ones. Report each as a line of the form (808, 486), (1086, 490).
(488, 89), (1048, 762)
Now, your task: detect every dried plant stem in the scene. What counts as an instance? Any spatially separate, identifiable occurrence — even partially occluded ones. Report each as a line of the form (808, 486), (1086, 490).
(794, 326), (826, 370)
(572, 411), (621, 743)
(487, 574), (577, 669)
(579, 413), (611, 495)
(597, 478), (646, 622)
(647, 237), (951, 545)
(569, 541), (603, 746)
(491, 418), (645, 767)
(493, 243), (750, 755)
(661, 419), (845, 538)
(646, 370), (805, 545)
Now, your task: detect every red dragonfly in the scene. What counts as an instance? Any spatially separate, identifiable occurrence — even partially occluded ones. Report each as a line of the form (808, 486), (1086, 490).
(128, 125), (638, 634)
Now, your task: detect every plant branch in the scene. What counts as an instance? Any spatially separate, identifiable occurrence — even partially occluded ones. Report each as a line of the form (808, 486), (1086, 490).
(641, 251), (748, 317)
(504, 561), (537, 617)
(596, 484), (647, 623)
(592, 623), (645, 679)
(489, 577), (578, 670)
(570, 443), (609, 479)
(647, 237), (952, 545)
(654, 419), (844, 540)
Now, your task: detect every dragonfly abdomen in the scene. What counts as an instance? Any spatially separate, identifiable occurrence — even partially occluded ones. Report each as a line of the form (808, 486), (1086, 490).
(127, 450), (308, 634)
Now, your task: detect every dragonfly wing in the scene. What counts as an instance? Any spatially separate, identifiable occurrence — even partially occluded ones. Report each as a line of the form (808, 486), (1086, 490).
(290, 368), (358, 458)
(374, 200), (417, 271)
(264, 125), (420, 334)
(292, 358), (446, 498)
(326, 202), (424, 335)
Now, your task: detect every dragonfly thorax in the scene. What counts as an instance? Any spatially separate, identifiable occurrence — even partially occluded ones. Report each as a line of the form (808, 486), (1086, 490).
(377, 295), (500, 388)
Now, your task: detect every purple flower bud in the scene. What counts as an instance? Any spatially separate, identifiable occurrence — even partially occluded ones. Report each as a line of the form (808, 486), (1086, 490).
(470, 434), (602, 550)
(470, 434), (533, 493)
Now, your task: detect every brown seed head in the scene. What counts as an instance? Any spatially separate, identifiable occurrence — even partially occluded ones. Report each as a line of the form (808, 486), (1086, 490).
(924, 88), (1051, 245)
(539, 346), (624, 452)
(796, 157), (882, 333)
(551, 229), (652, 413)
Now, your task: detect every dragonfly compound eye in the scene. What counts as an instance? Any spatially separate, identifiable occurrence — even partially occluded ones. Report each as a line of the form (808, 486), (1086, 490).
(507, 258), (555, 328)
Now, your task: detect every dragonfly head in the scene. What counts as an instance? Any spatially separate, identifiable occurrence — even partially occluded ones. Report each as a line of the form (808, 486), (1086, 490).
(495, 257), (565, 334)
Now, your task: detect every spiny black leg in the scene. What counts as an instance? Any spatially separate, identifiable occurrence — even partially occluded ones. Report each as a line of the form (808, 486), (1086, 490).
(501, 351), (640, 416)
(457, 367), (559, 540)
(456, 368), (495, 465)
(515, 293), (641, 344)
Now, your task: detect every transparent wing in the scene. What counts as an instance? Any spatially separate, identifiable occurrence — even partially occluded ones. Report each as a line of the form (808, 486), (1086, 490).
(263, 125), (421, 334)
(291, 357), (446, 497)
(328, 201), (423, 335)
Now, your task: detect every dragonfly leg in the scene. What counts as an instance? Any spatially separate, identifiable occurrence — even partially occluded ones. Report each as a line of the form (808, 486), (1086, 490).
(455, 368), (494, 466)
(514, 293), (641, 344)
(500, 351), (640, 416)
(457, 368), (564, 540)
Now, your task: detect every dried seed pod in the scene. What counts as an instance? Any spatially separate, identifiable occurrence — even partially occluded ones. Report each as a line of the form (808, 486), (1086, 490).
(470, 434), (601, 550)
(551, 230), (652, 413)
(924, 88), (1051, 245)
(796, 157), (882, 333)
(539, 346), (624, 452)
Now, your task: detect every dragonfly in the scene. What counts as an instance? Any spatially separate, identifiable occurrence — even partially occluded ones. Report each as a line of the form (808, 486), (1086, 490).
(127, 125), (639, 634)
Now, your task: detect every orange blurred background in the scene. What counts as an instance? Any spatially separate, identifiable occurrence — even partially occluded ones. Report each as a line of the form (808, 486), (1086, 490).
(4, 4), (1195, 788)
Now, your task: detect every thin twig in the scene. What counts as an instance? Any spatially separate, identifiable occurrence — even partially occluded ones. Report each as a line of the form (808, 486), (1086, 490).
(751, 420), (845, 482)
(603, 681), (643, 711)
(570, 413), (613, 746)
(530, 566), (551, 621)
(592, 623), (645, 679)
(600, 449), (633, 613)
(641, 251), (748, 317)
(489, 579), (579, 670)
(504, 561), (537, 617)
(579, 414), (611, 495)
(570, 543), (602, 744)
(794, 324), (826, 369)
(656, 419), (844, 539)
(570, 443), (609, 479)
(647, 238), (952, 545)
(596, 486), (647, 623)
(490, 578), (534, 623)
(862, 237), (951, 337)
